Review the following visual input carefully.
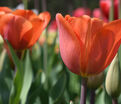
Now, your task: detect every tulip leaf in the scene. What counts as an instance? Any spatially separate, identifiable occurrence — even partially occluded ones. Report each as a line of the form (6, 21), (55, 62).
(20, 51), (33, 104)
(95, 88), (105, 104)
(0, 95), (2, 104)
(6, 41), (23, 104)
(0, 54), (13, 104)
(49, 73), (67, 104)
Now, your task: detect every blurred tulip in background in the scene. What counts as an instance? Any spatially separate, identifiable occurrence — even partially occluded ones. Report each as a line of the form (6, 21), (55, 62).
(100, 0), (118, 20)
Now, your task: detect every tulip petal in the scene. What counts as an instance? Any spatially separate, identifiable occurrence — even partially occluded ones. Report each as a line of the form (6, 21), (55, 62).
(103, 19), (121, 69)
(56, 13), (82, 75)
(12, 9), (37, 21)
(0, 14), (32, 49)
(22, 12), (51, 48)
(38, 11), (51, 28)
(0, 7), (12, 13)
(87, 19), (121, 75)
(65, 15), (91, 44)
(78, 18), (106, 76)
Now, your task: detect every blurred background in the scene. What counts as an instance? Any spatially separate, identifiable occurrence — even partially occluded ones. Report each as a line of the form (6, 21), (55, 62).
(0, 0), (99, 19)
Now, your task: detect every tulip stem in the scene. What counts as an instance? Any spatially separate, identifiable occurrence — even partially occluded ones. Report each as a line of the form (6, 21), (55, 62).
(118, 0), (121, 19)
(112, 98), (118, 104)
(80, 77), (87, 104)
(22, 0), (28, 9)
(90, 90), (95, 104)
(109, 0), (114, 21)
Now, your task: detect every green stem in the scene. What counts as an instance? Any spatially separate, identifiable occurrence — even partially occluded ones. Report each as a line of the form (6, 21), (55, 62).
(43, 29), (48, 73)
(109, 0), (114, 21)
(43, 29), (48, 89)
(118, 0), (121, 19)
(22, 0), (28, 9)
(80, 77), (87, 104)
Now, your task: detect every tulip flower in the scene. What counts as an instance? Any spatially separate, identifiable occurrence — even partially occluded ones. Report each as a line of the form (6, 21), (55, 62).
(92, 8), (102, 18)
(0, 7), (12, 13)
(0, 9), (50, 50)
(100, 0), (118, 20)
(72, 7), (91, 17)
(48, 20), (57, 32)
(92, 8), (108, 22)
(39, 20), (57, 46)
(56, 13), (121, 77)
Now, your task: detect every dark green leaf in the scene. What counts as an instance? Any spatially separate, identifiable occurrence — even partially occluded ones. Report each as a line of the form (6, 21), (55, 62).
(49, 73), (67, 104)
(7, 41), (23, 104)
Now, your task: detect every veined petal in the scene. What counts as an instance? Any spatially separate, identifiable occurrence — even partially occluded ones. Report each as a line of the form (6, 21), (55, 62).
(80, 18), (106, 76)
(56, 13), (82, 75)
(65, 15), (91, 44)
(0, 14), (32, 50)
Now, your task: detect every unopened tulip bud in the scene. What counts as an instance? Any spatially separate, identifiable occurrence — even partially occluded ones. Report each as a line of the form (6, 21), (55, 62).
(0, 35), (3, 44)
(87, 72), (104, 89)
(105, 55), (121, 98)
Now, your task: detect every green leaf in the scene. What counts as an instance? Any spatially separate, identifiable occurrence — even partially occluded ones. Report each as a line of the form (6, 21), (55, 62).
(6, 40), (22, 69)
(0, 55), (13, 104)
(7, 41), (23, 104)
(95, 88), (105, 104)
(20, 51), (33, 104)
(49, 73), (67, 104)
(0, 95), (2, 104)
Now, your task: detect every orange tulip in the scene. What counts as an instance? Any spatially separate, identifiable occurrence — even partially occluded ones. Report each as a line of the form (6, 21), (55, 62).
(0, 9), (50, 50)
(56, 13), (121, 77)
(0, 7), (12, 13)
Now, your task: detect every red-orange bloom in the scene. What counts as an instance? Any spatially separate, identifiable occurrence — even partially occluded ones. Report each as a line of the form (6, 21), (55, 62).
(0, 9), (50, 50)
(56, 13), (121, 77)
(0, 7), (12, 13)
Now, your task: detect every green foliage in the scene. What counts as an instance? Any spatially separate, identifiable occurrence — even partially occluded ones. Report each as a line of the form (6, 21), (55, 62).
(0, 37), (119, 104)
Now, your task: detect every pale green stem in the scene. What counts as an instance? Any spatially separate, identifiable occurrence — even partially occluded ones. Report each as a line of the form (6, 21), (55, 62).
(109, 0), (114, 21)
(22, 0), (28, 9)
(118, 0), (121, 19)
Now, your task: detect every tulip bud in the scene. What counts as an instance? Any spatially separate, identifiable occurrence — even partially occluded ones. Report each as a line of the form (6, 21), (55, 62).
(87, 72), (104, 89)
(0, 35), (3, 44)
(105, 55), (121, 98)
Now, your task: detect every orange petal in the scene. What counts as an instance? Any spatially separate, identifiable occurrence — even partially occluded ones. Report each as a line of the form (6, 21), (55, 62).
(22, 12), (51, 48)
(87, 19), (121, 76)
(65, 15), (91, 44)
(0, 7), (12, 13)
(0, 14), (32, 50)
(80, 18), (105, 76)
(12, 9), (37, 21)
(103, 19), (121, 69)
(38, 11), (51, 28)
(64, 15), (92, 73)
(56, 13), (82, 75)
